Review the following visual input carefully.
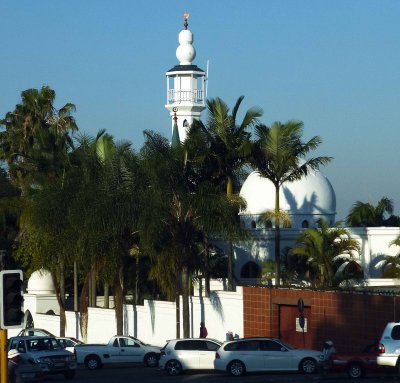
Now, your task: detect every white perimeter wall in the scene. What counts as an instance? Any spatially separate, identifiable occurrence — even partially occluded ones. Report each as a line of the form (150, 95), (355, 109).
(9, 288), (244, 347)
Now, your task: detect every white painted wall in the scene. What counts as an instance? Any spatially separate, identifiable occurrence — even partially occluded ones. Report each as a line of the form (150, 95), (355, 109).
(10, 287), (244, 348)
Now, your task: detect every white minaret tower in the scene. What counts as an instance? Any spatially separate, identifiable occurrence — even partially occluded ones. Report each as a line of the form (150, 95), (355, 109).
(165, 12), (206, 142)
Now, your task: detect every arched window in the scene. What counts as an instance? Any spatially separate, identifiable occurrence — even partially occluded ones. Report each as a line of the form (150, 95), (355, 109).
(302, 220), (309, 228)
(265, 220), (272, 229)
(240, 261), (261, 278)
(251, 220), (256, 229)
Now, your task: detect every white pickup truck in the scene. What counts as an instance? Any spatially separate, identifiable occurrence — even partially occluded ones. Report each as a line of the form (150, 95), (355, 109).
(75, 335), (161, 370)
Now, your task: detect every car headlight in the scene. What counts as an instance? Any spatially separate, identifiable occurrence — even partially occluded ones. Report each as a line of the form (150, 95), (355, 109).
(317, 354), (324, 361)
(39, 357), (52, 364)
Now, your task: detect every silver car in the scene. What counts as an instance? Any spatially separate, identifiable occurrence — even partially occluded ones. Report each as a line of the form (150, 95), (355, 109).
(214, 337), (324, 376)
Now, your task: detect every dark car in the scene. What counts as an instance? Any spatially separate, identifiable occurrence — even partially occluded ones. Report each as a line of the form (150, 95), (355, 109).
(330, 343), (390, 379)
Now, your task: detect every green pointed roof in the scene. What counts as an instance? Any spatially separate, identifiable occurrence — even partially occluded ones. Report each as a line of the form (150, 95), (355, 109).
(171, 118), (180, 147)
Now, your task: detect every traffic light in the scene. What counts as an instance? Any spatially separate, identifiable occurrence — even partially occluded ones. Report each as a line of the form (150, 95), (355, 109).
(0, 270), (24, 329)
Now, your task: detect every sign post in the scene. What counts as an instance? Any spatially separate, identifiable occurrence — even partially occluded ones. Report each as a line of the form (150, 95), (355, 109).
(298, 298), (306, 347)
(0, 329), (7, 383)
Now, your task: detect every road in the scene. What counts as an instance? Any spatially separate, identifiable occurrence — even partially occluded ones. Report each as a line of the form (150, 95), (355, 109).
(41, 365), (400, 383)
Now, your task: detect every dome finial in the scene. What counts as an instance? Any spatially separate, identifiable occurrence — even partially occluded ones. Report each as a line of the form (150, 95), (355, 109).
(183, 12), (190, 30)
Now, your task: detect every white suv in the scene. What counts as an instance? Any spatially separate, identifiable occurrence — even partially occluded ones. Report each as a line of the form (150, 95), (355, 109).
(159, 338), (222, 375)
(377, 322), (400, 369)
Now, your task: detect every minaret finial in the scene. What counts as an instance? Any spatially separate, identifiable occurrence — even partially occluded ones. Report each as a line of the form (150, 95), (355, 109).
(183, 12), (190, 30)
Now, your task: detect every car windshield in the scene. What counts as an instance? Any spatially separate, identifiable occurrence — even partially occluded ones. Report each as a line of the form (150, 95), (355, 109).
(26, 338), (64, 351)
(209, 339), (222, 346)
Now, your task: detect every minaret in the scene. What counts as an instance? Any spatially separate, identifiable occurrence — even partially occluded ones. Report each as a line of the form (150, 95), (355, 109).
(165, 12), (206, 142)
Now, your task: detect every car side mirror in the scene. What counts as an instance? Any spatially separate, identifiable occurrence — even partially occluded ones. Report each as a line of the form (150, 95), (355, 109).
(281, 347), (287, 352)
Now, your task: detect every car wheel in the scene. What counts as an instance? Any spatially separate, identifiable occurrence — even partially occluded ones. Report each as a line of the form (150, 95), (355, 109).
(228, 360), (246, 377)
(300, 357), (317, 374)
(64, 371), (76, 380)
(85, 355), (102, 370)
(144, 353), (158, 367)
(347, 362), (365, 379)
(165, 360), (182, 376)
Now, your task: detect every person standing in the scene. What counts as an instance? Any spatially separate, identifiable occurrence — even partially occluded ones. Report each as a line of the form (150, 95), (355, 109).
(199, 322), (208, 338)
(8, 349), (23, 383)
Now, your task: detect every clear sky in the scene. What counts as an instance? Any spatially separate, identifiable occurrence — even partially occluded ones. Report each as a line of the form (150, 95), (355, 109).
(1, 0), (399, 221)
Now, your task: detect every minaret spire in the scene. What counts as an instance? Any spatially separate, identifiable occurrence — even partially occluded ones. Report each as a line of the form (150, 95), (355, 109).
(165, 13), (207, 142)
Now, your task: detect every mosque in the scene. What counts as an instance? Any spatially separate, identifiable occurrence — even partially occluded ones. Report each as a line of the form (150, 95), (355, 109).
(16, 14), (400, 344)
(163, 13), (400, 286)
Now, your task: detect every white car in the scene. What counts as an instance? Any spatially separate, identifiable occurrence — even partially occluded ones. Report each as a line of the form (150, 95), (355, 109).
(377, 322), (400, 368)
(57, 337), (84, 353)
(17, 328), (55, 337)
(159, 338), (222, 375)
(214, 337), (324, 376)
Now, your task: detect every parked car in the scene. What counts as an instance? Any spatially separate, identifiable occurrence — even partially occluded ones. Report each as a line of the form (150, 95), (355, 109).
(330, 343), (382, 378)
(8, 336), (77, 379)
(57, 337), (84, 353)
(377, 322), (400, 370)
(214, 337), (324, 377)
(17, 328), (55, 337)
(159, 338), (222, 375)
(75, 335), (161, 370)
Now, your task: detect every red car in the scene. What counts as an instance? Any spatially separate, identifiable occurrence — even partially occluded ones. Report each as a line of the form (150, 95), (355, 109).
(330, 344), (388, 379)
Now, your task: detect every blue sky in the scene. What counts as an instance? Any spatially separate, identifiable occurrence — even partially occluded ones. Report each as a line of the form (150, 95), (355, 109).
(1, 0), (399, 221)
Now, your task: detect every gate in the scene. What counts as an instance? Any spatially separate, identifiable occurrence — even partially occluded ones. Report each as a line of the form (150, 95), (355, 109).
(279, 305), (312, 349)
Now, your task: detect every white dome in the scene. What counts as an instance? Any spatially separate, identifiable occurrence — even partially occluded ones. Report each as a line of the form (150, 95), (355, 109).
(27, 269), (55, 295)
(176, 29), (196, 65)
(240, 170), (336, 217)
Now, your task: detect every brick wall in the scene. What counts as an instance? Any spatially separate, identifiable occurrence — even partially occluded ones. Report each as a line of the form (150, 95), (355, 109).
(243, 286), (400, 353)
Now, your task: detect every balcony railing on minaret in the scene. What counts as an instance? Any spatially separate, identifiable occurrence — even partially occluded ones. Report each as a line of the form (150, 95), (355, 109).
(167, 89), (205, 105)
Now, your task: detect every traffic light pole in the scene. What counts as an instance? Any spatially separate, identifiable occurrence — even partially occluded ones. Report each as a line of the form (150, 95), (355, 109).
(0, 328), (7, 383)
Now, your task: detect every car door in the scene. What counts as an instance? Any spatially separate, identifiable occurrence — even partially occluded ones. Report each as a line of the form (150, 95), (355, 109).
(174, 340), (200, 370)
(261, 340), (295, 371)
(235, 340), (264, 372)
(117, 337), (145, 363)
(198, 340), (220, 369)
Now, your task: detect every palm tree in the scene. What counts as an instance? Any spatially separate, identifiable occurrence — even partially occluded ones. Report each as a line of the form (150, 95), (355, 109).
(1, 86), (77, 336)
(139, 130), (243, 337)
(68, 131), (143, 336)
(346, 197), (395, 227)
(251, 120), (332, 286)
(0, 86), (77, 191)
(190, 96), (262, 291)
(291, 219), (361, 288)
(378, 235), (400, 278)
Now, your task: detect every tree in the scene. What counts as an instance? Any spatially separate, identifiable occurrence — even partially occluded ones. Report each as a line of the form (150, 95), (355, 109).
(1, 86), (77, 336)
(190, 96), (262, 291)
(139, 131), (242, 337)
(251, 120), (332, 285)
(68, 131), (143, 336)
(379, 236), (400, 278)
(0, 86), (77, 191)
(346, 197), (397, 227)
(291, 219), (361, 288)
